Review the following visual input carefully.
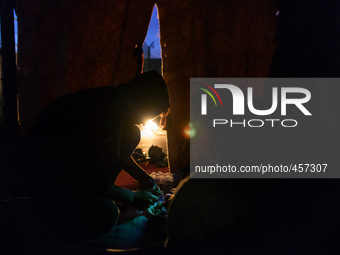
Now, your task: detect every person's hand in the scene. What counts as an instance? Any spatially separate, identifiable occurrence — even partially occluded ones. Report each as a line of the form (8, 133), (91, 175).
(131, 190), (159, 210)
(139, 175), (157, 191)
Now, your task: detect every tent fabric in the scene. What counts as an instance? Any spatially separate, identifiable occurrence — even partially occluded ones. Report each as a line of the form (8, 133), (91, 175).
(17, 0), (278, 172)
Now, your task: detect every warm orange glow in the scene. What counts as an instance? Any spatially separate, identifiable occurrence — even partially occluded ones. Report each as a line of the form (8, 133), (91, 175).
(184, 126), (190, 137)
(141, 120), (158, 137)
(184, 123), (196, 138)
(145, 120), (158, 131)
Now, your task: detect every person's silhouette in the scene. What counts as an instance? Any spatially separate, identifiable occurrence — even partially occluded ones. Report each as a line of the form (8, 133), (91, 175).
(22, 70), (169, 240)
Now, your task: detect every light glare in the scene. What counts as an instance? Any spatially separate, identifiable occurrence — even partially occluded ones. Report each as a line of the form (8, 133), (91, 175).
(141, 120), (159, 137)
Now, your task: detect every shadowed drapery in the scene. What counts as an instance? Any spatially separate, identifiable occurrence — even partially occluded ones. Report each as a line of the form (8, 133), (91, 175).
(17, 0), (277, 173)
(17, 0), (155, 133)
(157, 0), (277, 172)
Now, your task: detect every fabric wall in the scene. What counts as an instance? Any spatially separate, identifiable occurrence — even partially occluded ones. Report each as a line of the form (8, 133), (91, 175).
(17, 0), (278, 173)
(157, 0), (278, 172)
(17, 0), (155, 133)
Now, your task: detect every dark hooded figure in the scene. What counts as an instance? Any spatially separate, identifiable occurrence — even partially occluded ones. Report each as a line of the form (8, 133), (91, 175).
(22, 70), (169, 240)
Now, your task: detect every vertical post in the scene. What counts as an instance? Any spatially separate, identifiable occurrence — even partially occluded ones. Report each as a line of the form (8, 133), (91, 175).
(148, 41), (154, 71)
(1, 0), (18, 139)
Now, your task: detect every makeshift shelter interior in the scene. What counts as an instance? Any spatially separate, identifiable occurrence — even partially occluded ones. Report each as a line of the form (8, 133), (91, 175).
(16, 0), (277, 172)
(1, 0), (340, 254)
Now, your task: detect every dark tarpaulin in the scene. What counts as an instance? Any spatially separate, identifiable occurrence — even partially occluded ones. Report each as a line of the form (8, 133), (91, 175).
(17, 0), (277, 172)
(157, 0), (277, 172)
(17, 0), (155, 133)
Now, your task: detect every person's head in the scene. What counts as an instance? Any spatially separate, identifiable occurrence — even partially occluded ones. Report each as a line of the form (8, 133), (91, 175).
(118, 70), (170, 124)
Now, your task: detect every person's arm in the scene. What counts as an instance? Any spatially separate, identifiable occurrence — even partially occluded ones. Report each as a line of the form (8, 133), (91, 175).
(103, 184), (158, 210)
(123, 156), (157, 190)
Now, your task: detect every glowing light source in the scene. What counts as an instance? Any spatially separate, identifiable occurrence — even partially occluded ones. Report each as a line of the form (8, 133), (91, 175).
(141, 120), (159, 137)
(145, 120), (158, 131)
